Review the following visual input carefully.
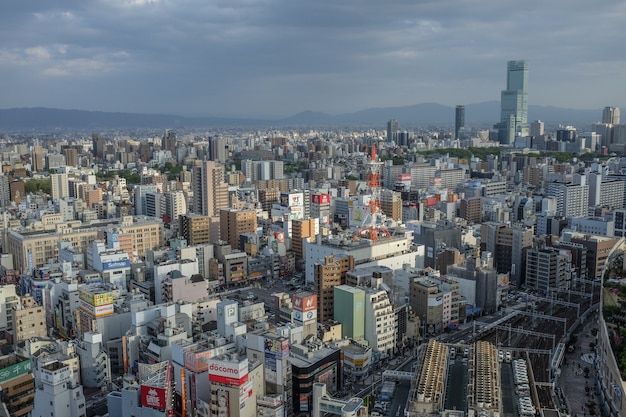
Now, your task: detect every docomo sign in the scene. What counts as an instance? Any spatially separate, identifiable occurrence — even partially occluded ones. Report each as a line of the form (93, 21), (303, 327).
(311, 194), (330, 205)
(208, 359), (249, 386)
(140, 385), (167, 411)
(293, 293), (317, 313)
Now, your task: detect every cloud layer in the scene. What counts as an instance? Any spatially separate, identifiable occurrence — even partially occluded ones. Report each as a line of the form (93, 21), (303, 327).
(1, 0), (625, 118)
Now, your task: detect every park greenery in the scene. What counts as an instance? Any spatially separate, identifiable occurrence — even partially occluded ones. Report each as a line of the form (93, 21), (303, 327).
(24, 178), (51, 194)
(602, 254), (626, 379)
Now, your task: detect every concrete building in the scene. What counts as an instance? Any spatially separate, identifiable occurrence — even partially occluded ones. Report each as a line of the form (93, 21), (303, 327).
(0, 354), (35, 417)
(51, 173), (69, 201)
(570, 216), (615, 236)
(459, 197), (482, 224)
(525, 246), (572, 293)
(220, 208), (258, 251)
(333, 285), (365, 341)
(31, 361), (86, 417)
(178, 214), (211, 246)
(305, 229), (420, 284)
(545, 180), (590, 218)
(380, 190), (403, 221)
(561, 231), (619, 279)
(0, 284), (19, 334)
(192, 160), (229, 217)
(74, 332), (111, 389)
(315, 255), (355, 323)
(410, 277), (444, 335)
(12, 295), (47, 345)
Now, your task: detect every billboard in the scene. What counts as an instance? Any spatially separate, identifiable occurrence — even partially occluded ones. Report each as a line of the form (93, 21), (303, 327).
(264, 337), (289, 357)
(217, 390), (230, 417)
(0, 358), (32, 385)
(293, 293), (317, 313)
(239, 380), (253, 409)
(140, 385), (167, 411)
(274, 232), (285, 243)
(311, 194), (331, 205)
(280, 192), (304, 207)
(294, 309), (317, 322)
(102, 259), (131, 270)
(428, 296), (443, 307)
(79, 290), (114, 307)
(184, 349), (212, 373)
(80, 300), (114, 317)
(208, 359), (249, 386)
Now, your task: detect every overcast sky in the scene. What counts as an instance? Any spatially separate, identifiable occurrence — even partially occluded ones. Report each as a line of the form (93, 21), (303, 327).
(1, 0), (625, 118)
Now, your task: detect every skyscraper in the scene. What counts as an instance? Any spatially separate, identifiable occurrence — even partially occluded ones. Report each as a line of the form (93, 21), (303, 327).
(455, 105), (465, 139)
(386, 119), (399, 143)
(496, 60), (529, 145)
(192, 160), (229, 217)
(602, 106), (620, 124)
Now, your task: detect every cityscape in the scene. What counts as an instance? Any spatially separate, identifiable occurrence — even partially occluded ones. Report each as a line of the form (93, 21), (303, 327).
(2, 3), (626, 417)
(0, 56), (625, 417)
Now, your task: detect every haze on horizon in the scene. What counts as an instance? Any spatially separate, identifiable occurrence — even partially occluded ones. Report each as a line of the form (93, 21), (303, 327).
(0, 0), (625, 119)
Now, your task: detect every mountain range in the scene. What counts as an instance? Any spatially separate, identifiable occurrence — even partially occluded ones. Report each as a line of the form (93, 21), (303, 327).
(0, 101), (603, 130)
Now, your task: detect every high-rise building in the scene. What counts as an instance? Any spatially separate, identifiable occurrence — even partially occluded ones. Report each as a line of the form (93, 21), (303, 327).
(314, 254), (355, 323)
(179, 214), (211, 245)
(497, 60), (529, 144)
(387, 119), (399, 143)
(31, 361), (86, 417)
(63, 148), (79, 167)
(162, 129), (177, 154)
(192, 161), (229, 217)
(530, 120), (545, 136)
(455, 105), (465, 139)
(219, 208), (257, 251)
(602, 106), (620, 124)
(32, 146), (44, 172)
(12, 295), (47, 344)
(51, 173), (69, 201)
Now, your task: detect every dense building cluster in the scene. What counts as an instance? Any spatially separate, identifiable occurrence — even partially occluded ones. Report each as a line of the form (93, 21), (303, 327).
(0, 61), (625, 417)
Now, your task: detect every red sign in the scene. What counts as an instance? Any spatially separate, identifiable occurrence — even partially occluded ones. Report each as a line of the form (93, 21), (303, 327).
(311, 194), (331, 205)
(140, 385), (167, 411)
(208, 359), (249, 387)
(293, 294), (317, 313)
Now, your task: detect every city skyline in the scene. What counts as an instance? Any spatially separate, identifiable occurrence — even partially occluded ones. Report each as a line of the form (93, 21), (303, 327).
(1, 1), (625, 118)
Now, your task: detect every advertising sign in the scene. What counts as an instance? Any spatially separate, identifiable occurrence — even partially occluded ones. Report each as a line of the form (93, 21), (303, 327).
(79, 290), (114, 307)
(311, 194), (331, 205)
(428, 296), (443, 307)
(0, 358), (32, 385)
(140, 385), (167, 411)
(280, 192), (304, 207)
(294, 309), (317, 322)
(264, 338), (290, 357)
(217, 390), (230, 417)
(80, 300), (114, 317)
(102, 259), (131, 270)
(239, 380), (253, 408)
(208, 359), (249, 386)
(274, 232), (285, 243)
(293, 293), (317, 313)
(184, 349), (212, 373)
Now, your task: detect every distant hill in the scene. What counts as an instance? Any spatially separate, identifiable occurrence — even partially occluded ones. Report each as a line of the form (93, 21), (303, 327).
(0, 107), (265, 130)
(0, 103), (604, 130)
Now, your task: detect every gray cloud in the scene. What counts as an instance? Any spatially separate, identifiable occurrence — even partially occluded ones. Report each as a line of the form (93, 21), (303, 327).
(0, 0), (624, 118)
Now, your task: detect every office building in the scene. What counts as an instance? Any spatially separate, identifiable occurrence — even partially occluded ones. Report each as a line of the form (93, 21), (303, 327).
(179, 214), (211, 245)
(530, 120), (544, 136)
(380, 190), (402, 221)
(387, 119), (399, 143)
(51, 173), (70, 201)
(314, 255), (355, 323)
(455, 105), (465, 139)
(333, 285), (365, 341)
(220, 208), (258, 251)
(63, 148), (79, 167)
(525, 246), (572, 293)
(460, 197), (482, 224)
(0, 354), (35, 417)
(602, 106), (620, 124)
(545, 180), (590, 218)
(192, 160), (229, 217)
(31, 361), (86, 417)
(32, 146), (44, 172)
(12, 295), (47, 345)
(496, 60), (529, 144)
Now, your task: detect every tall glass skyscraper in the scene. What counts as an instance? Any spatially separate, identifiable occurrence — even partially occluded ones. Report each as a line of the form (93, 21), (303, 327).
(455, 105), (465, 139)
(496, 60), (529, 145)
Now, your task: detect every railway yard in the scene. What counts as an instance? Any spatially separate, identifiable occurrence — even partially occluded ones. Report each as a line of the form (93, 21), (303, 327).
(431, 284), (600, 415)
